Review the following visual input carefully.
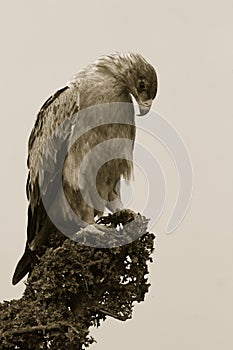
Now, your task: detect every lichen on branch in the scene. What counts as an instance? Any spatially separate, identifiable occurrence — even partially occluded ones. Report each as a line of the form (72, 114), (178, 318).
(0, 211), (155, 350)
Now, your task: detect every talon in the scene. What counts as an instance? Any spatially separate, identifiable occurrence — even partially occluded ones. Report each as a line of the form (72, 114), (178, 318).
(97, 209), (137, 228)
(113, 209), (137, 224)
(96, 215), (113, 225)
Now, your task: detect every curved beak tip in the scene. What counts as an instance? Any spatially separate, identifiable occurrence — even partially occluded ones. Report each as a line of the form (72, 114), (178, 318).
(130, 94), (153, 116)
(137, 99), (153, 116)
(138, 105), (151, 116)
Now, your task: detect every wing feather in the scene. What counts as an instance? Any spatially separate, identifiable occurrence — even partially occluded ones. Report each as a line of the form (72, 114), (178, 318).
(12, 85), (80, 284)
(27, 84), (80, 243)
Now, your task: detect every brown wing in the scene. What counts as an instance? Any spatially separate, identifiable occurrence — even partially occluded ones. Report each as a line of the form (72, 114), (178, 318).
(12, 85), (80, 284)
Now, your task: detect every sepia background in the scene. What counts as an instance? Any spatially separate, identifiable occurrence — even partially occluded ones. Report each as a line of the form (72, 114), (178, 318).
(0, 1), (232, 349)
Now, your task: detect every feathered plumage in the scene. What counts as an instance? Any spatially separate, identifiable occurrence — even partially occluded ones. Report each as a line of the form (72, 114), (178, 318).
(12, 52), (157, 285)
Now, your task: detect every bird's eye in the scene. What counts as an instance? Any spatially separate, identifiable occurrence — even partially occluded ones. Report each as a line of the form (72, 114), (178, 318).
(139, 80), (146, 91)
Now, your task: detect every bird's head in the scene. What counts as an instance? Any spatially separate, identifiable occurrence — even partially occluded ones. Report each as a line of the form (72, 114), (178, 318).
(121, 53), (158, 116)
(80, 52), (158, 115)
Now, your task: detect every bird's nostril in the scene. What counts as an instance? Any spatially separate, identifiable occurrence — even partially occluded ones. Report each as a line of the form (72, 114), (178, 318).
(142, 99), (153, 107)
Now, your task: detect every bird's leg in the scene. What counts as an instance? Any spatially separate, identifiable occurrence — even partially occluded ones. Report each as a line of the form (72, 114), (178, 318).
(106, 197), (124, 214)
(105, 184), (124, 213)
(97, 190), (137, 227)
(97, 193), (124, 227)
(73, 203), (107, 236)
(95, 190), (124, 228)
(62, 183), (106, 236)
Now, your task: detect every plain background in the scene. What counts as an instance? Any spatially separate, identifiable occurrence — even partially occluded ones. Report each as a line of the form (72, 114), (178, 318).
(0, 1), (232, 349)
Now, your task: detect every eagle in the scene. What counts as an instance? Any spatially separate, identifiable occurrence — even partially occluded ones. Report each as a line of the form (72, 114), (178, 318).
(12, 52), (157, 285)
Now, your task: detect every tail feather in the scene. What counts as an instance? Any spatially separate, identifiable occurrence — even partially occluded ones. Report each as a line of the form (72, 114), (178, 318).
(12, 248), (35, 285)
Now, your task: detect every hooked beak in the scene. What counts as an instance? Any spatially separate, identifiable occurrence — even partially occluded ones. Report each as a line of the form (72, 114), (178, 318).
(137, 99), (153, 116)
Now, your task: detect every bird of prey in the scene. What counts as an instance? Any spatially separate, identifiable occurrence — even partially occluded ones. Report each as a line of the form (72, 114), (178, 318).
(12, 52), (157, 285)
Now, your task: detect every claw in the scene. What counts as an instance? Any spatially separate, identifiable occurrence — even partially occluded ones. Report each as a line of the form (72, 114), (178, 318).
(97, 209), (137, 228)
(96, 215), (113, 225)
